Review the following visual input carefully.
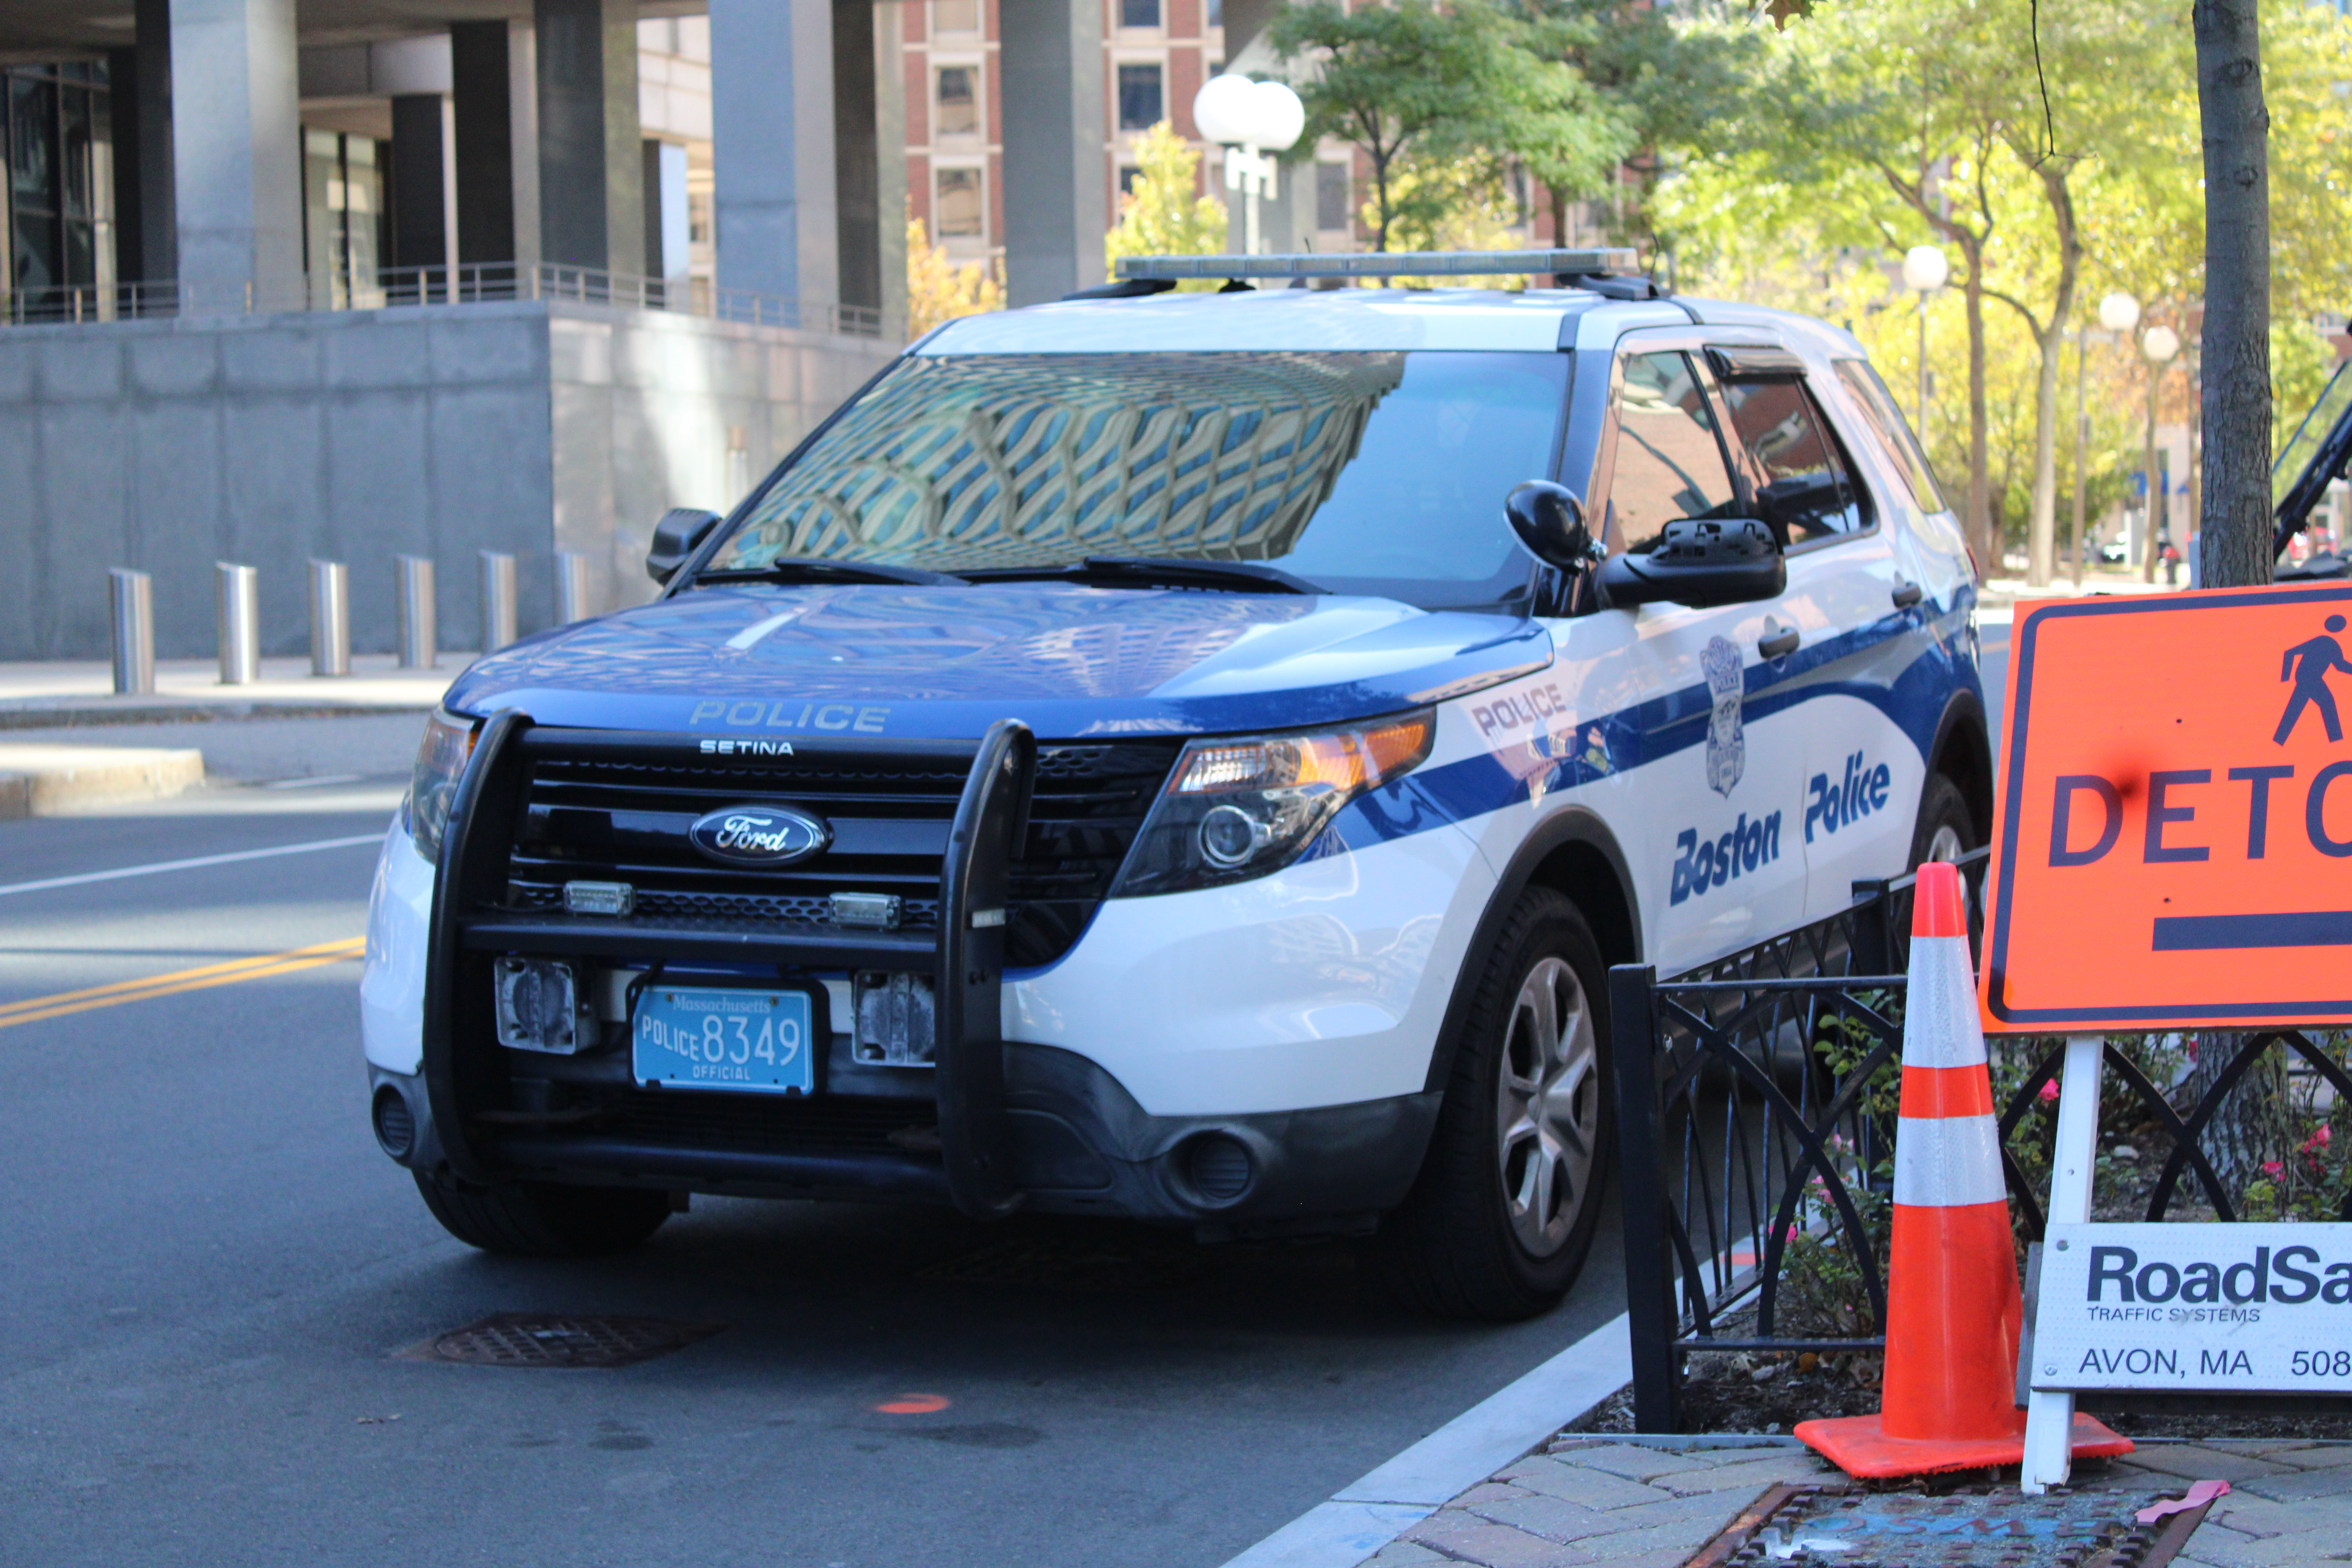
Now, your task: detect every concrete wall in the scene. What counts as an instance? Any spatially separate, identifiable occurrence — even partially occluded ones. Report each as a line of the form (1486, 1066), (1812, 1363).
(0, 304), (894, 661)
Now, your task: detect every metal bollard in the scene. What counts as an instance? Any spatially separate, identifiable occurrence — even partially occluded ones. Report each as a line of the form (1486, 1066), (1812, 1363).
(216, 562), (260, 685)
(395, 554), (437, 669)
(309, 560), (350, 677)
(108, 568), (154, 695)
(555, 550), (592, 624)
(479, 551), (517, 654)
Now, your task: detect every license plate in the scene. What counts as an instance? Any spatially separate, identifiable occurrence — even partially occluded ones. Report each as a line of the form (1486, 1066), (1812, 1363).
(632, 985), (815, 1095)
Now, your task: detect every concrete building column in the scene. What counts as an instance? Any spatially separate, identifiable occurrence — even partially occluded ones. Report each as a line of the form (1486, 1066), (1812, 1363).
(709, 0), (839, 315)
(999, 0), (1106, 307)
(535, 0), (643, 277)
(110, 0), (180, 285)
(168, 0), (303, 301)
(450, 20), (540, 273)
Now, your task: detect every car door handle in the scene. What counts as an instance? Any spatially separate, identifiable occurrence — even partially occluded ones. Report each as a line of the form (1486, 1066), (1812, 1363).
(1891, 581), (1924, 610)
(1758, 626), (1801, 659)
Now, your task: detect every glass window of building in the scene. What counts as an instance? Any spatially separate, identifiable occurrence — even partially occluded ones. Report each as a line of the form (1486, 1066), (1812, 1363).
(302, 128), (384, 301)
(1120, 0), (1162, 27)
(935, 66), (978, 136)
(933, 0), (980, 33)
(1116, 64), (1163, 131)
(6, 63), (113, 304)
(935, 167), (984, 238)
(1316, 162), (1350, 232)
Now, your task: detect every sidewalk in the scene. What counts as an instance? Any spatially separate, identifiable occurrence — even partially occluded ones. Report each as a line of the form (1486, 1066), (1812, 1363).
(1363, 1435), (2352, 1568)
(0, 653), (459, 728)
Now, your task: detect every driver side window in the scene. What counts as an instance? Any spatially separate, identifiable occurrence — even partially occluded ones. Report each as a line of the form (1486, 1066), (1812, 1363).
(1606, 350), (1740, 554)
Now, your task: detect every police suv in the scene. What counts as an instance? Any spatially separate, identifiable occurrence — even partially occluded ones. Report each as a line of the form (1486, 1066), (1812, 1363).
(360, 250), (1988, 1320)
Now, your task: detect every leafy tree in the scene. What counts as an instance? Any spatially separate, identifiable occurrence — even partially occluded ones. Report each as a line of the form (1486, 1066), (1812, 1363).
(1103, 121), (1229, 290)
(906, 214), (1002, 340)
(1271, 0), (1618, 254)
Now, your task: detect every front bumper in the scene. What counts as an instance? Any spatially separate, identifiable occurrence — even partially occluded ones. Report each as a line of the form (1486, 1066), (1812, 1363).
(368, 1047), (1440, 1227)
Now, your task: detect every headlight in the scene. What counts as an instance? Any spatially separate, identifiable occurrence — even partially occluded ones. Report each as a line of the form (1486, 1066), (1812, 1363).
(406, 710), (478, 863)
(1111, 710), (1435, 898)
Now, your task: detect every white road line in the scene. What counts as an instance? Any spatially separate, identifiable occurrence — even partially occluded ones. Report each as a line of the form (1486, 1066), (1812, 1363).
(1219, 1312), (1633, 1568)
(0, 833), (385, 898)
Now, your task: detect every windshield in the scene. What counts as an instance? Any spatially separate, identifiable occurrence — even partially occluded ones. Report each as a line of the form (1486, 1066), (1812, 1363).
(700, 350), (1569, 608)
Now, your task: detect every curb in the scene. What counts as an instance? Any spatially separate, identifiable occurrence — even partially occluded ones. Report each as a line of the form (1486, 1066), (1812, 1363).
(0, 744), (206, 818)
(0, 701), (436, 731)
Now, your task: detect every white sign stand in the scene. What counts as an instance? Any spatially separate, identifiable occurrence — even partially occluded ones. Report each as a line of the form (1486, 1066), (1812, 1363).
(2020, 1034), (2105, 1494)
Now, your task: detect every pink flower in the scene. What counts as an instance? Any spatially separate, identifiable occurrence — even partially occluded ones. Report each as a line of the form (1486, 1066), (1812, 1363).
(2263, 1161), (2287, 1178)
(2037, 1081), (2061, 1103)
(2301, 1125), (2332, 1154)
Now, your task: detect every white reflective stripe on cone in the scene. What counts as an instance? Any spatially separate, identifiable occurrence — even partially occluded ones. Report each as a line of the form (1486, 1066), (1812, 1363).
(1891, 1113), (2008, 1207)
(1901, 935), (1989, 1071)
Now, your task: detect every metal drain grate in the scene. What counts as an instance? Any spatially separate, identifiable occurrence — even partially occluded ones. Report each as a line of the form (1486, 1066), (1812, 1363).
(1688, 1482), (2208, 1568)
(414, 1313), (724, 1369)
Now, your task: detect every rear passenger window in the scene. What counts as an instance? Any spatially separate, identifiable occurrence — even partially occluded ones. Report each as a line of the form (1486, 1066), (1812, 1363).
(1833, 359), (1947, 515)
(1720, 380), (1866, 545)
(1606, 351), (1740, 554)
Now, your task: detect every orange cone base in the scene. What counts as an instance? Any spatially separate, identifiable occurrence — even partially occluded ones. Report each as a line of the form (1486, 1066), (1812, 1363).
(1793, 1411), (2133, 1479)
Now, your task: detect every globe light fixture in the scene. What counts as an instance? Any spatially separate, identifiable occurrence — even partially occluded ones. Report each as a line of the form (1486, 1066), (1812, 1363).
(1900, 244), (1950, 293)
(1191, 74), (1305, 256)
(2098, 292), (2141, 334)
(2143, 324), (2181, 364)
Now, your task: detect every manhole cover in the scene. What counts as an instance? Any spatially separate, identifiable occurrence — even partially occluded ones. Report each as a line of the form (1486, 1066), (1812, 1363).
(408, 1313), (724, 1369)
(914, 1235), (1211, 1290)
(1691, 1482), (2208, 1568)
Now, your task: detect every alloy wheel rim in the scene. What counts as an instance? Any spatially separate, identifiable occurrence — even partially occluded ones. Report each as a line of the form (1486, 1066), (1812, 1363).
(1495, 954), (1599, 1259)
(1926, 823), (1967, 863)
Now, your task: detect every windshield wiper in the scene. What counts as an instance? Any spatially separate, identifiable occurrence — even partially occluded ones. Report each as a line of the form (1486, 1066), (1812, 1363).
(961, 556), (1321, 595)
(694, 557), (968, 588)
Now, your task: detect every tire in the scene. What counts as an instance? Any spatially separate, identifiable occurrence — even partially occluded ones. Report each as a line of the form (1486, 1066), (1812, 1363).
(414, 1172), (671, 1258)
(1909, 772), (1975, 868)
(1375, 888), (1613, 1321)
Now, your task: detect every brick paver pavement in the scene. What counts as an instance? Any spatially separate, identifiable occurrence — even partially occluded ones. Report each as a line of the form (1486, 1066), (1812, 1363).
(1361, 1434), (2352, 1568)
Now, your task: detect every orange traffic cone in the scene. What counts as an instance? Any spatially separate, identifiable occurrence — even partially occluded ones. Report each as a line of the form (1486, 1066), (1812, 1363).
(1796, 861), (2132, 1477)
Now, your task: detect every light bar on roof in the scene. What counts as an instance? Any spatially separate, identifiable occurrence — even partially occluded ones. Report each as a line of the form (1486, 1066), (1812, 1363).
(1114, 248), (1642, 281)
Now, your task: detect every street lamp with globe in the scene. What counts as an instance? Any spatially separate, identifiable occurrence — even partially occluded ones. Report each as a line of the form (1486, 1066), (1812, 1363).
(2066, 292), (2141, 585)
(1191, 74), (1305, 256)
(2139, 323), (2183, 582)
(1900, 244), (1949, 432)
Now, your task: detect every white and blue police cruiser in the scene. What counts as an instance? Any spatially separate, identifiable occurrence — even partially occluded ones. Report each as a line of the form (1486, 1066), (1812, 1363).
(360, 249), (1988, 1320)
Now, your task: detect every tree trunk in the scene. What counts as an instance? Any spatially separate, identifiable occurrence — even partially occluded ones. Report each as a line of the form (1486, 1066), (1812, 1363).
(2194, 0), (2273, 588)
(1963, 254), (1994, 576)
(2025, 169), (2081, 589)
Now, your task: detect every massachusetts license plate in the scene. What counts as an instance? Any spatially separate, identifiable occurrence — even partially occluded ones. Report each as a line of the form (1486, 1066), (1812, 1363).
(632, 985), (815, 1095)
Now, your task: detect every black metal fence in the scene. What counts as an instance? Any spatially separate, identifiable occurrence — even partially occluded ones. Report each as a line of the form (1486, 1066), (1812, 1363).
(1611, 847), (2352, 1429)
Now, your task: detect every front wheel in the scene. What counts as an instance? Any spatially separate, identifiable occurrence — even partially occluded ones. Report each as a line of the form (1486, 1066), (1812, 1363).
(414, 1173), (671, 1258)
(1374, 888), (1612, 1321)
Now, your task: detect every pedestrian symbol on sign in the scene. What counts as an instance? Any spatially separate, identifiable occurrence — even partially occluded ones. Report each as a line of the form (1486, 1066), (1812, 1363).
(2274, 615), (2352, 745)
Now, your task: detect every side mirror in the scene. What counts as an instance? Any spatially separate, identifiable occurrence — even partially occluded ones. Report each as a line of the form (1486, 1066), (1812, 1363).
(1505, 481), (1604, 573)
(1597, 518), (1786, 609)
(646, 507), (723, 584)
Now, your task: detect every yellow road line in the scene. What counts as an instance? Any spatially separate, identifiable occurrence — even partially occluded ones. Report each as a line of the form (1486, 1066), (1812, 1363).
(0, 937), (366, 1031)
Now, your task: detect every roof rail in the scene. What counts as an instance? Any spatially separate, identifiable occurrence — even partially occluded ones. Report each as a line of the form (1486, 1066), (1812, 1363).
(1114, 248), (1642, 282)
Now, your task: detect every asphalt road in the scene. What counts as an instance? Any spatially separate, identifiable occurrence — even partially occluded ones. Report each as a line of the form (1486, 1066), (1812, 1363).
(0, 628), (2018, 1568)
(0, 767), (1628, 1568)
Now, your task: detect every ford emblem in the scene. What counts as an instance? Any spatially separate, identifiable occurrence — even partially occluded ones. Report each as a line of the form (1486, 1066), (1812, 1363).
(687, 804), (831, 866)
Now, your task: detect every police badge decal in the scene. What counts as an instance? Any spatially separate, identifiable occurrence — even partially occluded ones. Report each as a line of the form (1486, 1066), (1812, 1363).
(1702, 636), (1745, 797)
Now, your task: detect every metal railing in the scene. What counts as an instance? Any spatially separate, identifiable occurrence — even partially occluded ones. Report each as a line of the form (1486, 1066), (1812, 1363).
(1612, 845), (2352, 1428)
(0, 263), (883, 338)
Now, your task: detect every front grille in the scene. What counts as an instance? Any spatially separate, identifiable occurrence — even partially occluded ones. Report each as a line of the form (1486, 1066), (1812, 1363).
(502, 738), (1182, 966)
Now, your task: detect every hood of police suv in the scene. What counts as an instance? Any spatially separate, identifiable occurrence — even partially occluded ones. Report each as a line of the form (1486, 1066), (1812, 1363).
(439, 583), (1550, 740)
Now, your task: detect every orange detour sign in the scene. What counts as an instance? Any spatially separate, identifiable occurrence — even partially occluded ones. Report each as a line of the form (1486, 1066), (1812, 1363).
(1983, 583), (2352, 1032)
(1797, 864), (2132, 1478)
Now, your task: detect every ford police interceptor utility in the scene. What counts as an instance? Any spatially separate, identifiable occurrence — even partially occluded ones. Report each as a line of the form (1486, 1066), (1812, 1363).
(360, 249), (1989, 1321)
